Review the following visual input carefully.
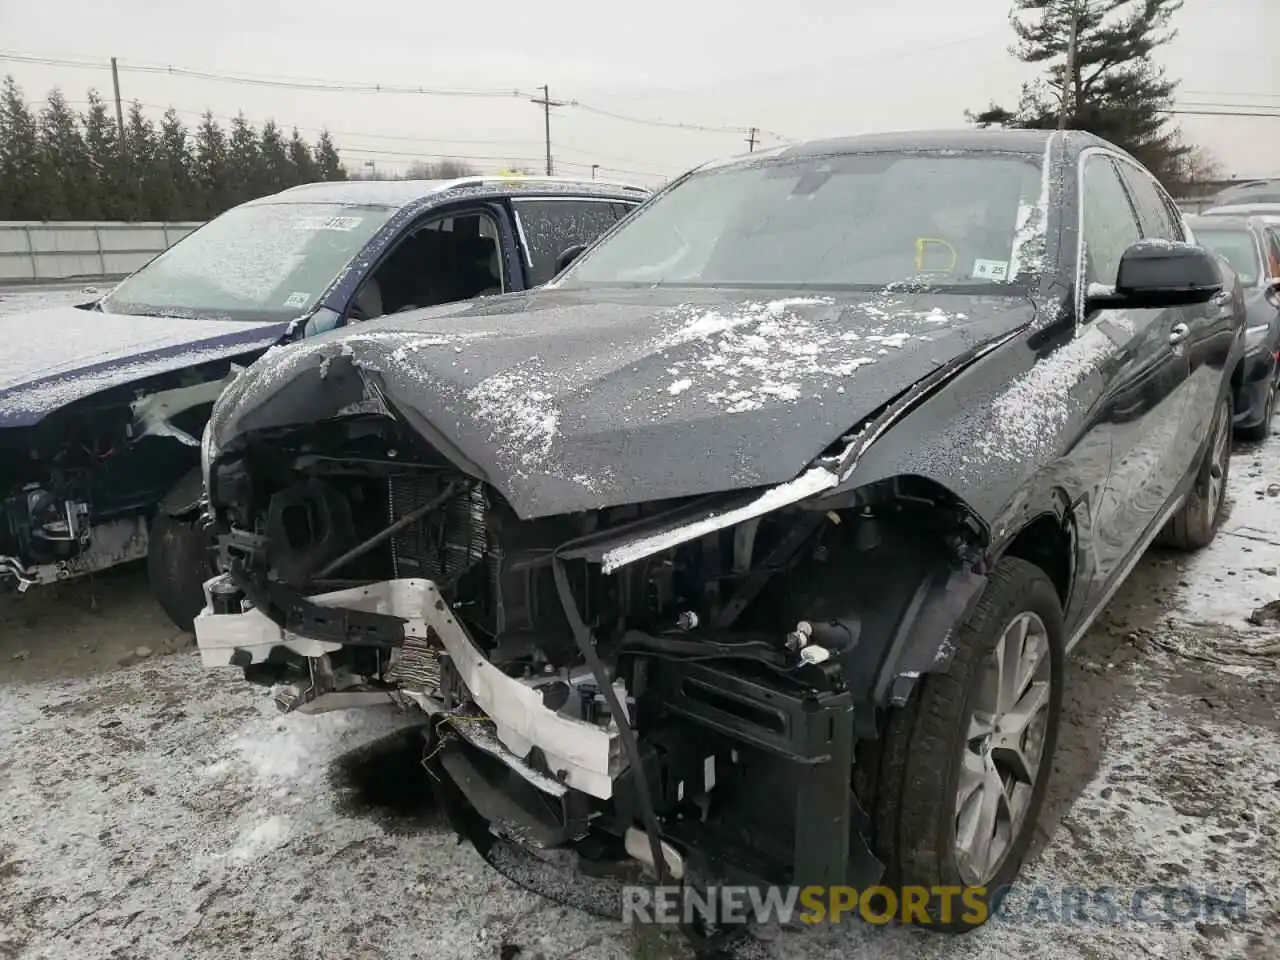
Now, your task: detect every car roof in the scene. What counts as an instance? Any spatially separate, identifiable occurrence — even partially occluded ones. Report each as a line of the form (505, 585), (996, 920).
(246, 175), (650, 209)
(694, 128), (1127, 176)
(1186, 214), (1271, 233)
(1211, 179), (1280, 207)
(778, 128), (1068, 157)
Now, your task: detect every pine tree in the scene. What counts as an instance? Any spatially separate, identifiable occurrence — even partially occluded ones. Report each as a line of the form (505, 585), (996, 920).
(0, 81), (344, 220)
(124, 101), (160, 219)
(970, 0), (1189, 186)
(81, 89), (125, 219)
(37, 88), (96, 220)
(154, 108), (196, 220)
(258, 119), (291, 193)
(226, 112), (261, 204)
(313, 130), (346, 181)
(287, 127), (318, 184)
(194, 111), (231, 217)
(0, 76), (43, 219)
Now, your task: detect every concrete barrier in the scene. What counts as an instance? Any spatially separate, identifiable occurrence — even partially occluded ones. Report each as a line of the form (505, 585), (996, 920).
(0, 221), (204, 283)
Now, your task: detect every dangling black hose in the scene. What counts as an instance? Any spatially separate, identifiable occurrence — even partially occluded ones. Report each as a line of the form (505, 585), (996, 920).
(549, 553), (670, 889)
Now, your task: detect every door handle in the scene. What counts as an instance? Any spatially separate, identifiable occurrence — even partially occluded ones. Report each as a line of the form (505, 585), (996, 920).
(1169, 322), (1190, 345)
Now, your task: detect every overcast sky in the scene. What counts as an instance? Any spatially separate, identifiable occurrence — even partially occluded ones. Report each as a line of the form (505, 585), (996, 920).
(1, 0), (1276, 186)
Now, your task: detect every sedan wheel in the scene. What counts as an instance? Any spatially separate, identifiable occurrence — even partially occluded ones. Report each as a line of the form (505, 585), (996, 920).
(855, 557), (1064, 930)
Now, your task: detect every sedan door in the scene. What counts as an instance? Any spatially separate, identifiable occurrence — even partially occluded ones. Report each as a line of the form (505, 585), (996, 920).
(1116, 160), (1238, 463)
(1078, 153), (1191, 615)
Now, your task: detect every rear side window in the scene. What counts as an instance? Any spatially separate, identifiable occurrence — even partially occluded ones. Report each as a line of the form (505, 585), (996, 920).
(1081, 156), (1141, 286)
(1116, 161), (1179, 240)
(513, 198), (634, 286)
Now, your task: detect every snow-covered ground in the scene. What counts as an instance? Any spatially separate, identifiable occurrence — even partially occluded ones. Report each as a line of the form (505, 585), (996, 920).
(1, 283), (1277, 957)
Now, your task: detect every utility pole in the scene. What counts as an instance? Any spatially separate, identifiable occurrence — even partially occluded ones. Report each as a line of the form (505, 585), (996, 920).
(529, 84), (565, 176)
(1059, 1), (1081, 130)
(110, 56), (125, 143)
(746, 127), (758, 152)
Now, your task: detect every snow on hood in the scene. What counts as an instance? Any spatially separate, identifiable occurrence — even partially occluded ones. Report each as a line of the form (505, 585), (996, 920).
(209, 287), (1036, 518)
(0, 305), (288, 427)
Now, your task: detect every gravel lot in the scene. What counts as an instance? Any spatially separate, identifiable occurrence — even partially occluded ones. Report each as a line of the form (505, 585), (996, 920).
(2, 287), (1278, 959)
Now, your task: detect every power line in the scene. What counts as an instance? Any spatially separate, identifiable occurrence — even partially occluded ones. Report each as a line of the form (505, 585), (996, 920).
(1182, 89), (1280, 101)
(0, 50), (786, 140)
(1175, 101), (1280, 113)
(0, 51), (522, 98)
(1169, 108), (1280, 118)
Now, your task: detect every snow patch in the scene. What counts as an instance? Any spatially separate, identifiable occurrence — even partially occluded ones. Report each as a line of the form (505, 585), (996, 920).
(975, 324), (1116, 463)
(466, 358), (562, 471)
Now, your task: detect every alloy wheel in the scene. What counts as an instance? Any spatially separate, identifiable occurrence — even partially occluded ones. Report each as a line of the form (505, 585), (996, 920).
(954, 611), (1053, 886)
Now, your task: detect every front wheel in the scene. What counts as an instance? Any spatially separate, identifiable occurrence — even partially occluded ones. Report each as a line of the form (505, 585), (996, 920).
(858, 557), (1064, 930)
(147, 509), (215, 632)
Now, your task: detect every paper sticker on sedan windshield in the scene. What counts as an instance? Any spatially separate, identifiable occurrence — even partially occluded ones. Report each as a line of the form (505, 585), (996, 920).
(293, 216), (364, 232)
(972, 259), (1010, 280)
(283, 291), (310, 308)
(319, 216), (362, 231)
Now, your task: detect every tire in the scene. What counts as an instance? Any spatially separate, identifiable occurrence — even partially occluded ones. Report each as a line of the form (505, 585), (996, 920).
(856, 557), (1064, 931)
(147, 509), (215, 632)
(1237, 381), (1274, 443)
(1159, 393), (1232, 550)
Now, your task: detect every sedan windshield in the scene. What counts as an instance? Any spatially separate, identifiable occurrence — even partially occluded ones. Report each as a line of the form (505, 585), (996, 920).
(556, 151), (1047, 291)
(101, 202), (395, 320)
(1196, 229), (1261, 286)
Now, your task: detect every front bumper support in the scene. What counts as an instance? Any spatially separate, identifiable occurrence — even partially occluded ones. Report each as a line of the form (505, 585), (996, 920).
(194, 574), (623, 799)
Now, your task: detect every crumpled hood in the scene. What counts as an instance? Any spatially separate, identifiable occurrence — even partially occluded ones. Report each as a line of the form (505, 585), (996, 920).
(0, 305), (288, 427)
(209, 287), (1036, 518)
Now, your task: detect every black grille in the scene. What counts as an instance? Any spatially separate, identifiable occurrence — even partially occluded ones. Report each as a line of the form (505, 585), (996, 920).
(388, 473), (488, 581)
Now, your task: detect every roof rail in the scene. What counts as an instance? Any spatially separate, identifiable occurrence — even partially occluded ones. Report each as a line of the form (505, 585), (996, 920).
(443, 174), (651, 194)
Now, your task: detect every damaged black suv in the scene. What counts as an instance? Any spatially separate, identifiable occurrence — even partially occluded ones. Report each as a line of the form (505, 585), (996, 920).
(194, 130), (1244, 941)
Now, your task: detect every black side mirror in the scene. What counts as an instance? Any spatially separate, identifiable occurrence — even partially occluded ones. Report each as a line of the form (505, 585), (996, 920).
(554, 243), (588, 276)
(1087, 241), (1223, 311)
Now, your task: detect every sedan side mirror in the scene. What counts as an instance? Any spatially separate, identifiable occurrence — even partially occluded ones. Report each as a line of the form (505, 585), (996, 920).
(554, 243), (588, 276)
(1087, 241), (1224, 311)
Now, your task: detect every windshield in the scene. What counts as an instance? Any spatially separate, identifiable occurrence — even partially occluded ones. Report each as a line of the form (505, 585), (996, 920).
(102, 202), (395, 320)
(555, 151), (1047, 291)
(1197, 229), (1261, 286)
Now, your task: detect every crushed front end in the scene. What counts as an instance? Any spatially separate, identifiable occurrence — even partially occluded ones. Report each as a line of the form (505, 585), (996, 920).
(195, 407), (895, 927)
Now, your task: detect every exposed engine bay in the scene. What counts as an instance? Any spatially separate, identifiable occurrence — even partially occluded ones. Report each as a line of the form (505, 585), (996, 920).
(0, 368), (229, 591)
(196, 408), (992, 927)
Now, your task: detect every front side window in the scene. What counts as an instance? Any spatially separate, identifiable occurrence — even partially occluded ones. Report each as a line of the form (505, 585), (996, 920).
(513, 198), (635, 286)
(102, 202), (394, 321)
(554, 151), (1047, 291)
(1196, 229), (1263, 286)
(1081, 156), (1141, 287)
(348, 208), (505, 322)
